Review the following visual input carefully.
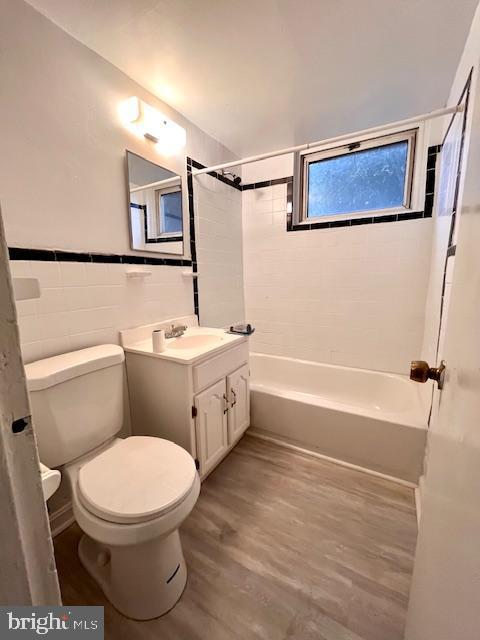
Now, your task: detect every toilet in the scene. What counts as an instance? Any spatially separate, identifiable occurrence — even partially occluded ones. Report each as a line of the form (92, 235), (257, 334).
(25, 344), (200, 620)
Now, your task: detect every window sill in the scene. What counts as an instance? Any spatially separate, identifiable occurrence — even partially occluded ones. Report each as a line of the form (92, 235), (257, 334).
(286, 209), (430, 232)
(145, 235), (183, 244)
(301, 205), (414, 225)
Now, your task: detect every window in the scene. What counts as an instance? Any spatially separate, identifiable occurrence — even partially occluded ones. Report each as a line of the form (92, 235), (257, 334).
(299, 129), (417, 222)
(155, 186), (183, 236)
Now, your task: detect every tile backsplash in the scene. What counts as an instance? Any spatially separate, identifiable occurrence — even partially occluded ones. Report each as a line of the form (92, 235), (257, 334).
(11, 259), (193, 363)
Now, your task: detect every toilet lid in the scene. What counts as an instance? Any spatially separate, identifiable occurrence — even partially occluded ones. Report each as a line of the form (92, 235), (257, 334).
(78, 437), (197, 524)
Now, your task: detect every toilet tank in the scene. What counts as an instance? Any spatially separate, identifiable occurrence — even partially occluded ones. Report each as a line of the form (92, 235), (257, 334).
(25, 345), (125, 468)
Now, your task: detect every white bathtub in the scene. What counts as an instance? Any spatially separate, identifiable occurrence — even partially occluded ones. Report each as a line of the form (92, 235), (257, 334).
(249, 353), (429, 484)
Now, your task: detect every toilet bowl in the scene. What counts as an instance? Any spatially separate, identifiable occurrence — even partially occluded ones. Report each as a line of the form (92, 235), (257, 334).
(67, 436), (200, 620)
(25, 345), (200, 620)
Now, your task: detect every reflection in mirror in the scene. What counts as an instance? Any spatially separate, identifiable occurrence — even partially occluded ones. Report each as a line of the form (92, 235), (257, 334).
(126, 151), (184, 255)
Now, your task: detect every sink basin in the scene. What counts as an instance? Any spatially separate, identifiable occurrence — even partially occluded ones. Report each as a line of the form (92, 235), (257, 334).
(168, 334), (224, 350)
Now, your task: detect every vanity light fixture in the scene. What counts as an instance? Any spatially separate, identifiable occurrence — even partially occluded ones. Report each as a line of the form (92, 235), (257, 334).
(119, 96), (186, 153)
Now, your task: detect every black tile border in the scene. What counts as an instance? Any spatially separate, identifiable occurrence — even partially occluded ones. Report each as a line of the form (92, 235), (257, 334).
(130, 202), (150, 247)
(186, 157), (199, 319)
(190, 158), (243, 191)
(243, 176), (292, 190)
(189, 157), (292, 193)
(446, 244), (456, 258)
(285, 145), (440, 231)
(8, 246), (192, 267)
(287, 207), (432, 232)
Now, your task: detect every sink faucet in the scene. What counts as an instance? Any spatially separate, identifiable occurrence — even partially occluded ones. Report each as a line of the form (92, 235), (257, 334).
(165, 324), (187, 339)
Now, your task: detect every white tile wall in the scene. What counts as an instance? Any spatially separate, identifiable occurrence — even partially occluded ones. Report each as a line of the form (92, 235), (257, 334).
(194, 174), (245, 328)
(243, 185), (433, 374)
(11, 260), (194, 363)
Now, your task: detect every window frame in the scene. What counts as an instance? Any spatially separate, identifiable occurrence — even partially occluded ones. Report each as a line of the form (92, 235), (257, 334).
(154, 185), (183, 238)
(297, 128), (418, 224)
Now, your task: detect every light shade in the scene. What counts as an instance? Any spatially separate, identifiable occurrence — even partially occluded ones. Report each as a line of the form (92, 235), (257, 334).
(119, 96), (141, 124)
(119, 96), (186, 152)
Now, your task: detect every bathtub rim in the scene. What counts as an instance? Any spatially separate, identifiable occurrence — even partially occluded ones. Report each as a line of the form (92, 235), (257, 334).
(250, 351), (430, 430)
(250, 382), (427, 430)
(250, 350), (426, 387)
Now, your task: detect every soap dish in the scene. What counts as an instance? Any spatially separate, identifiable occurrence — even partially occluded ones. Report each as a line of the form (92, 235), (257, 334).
(227, 323), (255, 336)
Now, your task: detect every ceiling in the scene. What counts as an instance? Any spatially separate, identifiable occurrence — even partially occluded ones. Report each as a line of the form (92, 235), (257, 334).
(27, 0), (478, 157)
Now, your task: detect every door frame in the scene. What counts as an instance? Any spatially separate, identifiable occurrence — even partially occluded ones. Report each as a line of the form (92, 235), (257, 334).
(0, 204), (61, 605)
(405, 21), (480, 637)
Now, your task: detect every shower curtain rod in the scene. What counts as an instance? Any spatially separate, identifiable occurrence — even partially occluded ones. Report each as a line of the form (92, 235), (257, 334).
(192, 104), (463, 176)
(130, 175), (181, 193)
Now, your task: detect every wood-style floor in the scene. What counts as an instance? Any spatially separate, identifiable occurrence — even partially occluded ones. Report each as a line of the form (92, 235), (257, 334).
(54, 434), (417, 640)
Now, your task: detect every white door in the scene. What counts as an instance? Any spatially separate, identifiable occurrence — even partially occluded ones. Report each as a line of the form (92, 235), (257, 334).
(194, 379), (229, 476)
(405, 67), (480, 638)
(227, 364), (250, 444)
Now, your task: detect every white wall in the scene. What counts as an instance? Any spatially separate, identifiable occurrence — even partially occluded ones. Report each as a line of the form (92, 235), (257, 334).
(242, 131), (439, 374)
(194, 174), (245, 328)
(0, 1), (240, 362)
(0, 0), (236, 256)
(242, 155), (294, 183)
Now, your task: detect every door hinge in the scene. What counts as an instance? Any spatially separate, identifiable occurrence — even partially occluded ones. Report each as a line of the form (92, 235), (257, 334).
(191, 406), (197, 418)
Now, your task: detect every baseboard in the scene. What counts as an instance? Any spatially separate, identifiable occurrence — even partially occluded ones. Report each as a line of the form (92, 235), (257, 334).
(49, 502), (75, 537)
(248, 429), (418, 489)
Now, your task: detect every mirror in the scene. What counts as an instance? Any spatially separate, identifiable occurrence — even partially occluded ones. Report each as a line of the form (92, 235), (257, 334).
(126, 151), (184, 255)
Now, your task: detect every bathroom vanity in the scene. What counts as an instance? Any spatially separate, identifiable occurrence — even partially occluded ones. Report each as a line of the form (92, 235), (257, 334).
(121, 318), (250, 478)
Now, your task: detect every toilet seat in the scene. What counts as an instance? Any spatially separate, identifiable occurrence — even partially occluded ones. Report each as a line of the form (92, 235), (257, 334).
(78, 436), (197, 524)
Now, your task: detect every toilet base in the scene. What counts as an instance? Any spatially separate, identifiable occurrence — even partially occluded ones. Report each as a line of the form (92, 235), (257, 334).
(78, 530), (187, 620)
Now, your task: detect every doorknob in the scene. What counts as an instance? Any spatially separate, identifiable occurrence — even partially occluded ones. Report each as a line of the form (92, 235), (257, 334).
(410, 360), (446, 389)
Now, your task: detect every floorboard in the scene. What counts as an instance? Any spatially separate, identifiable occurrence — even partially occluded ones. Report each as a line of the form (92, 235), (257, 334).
(54, 434), (417, 640)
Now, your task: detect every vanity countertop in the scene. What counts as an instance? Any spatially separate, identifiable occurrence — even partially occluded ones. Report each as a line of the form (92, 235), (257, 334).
(122, 326), (247, 365)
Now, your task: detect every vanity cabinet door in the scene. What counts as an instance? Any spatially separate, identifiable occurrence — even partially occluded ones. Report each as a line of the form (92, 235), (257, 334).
(194, 379), (229, 477)
(227, 364), (250, 445)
